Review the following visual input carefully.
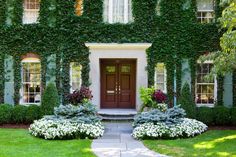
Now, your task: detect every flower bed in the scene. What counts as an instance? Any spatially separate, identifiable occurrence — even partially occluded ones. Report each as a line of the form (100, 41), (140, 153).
(132, 106), (207, 139)
(29, 118), (104, 140)
(29, 103), (104, 140)
(133, 118), (207, 139)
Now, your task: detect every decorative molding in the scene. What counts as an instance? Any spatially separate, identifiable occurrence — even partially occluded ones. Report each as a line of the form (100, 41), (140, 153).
(85, 43), (152, 50)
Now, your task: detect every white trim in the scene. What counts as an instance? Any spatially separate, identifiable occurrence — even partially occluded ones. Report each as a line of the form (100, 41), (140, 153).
(85, 43), (152, 50)
(108, 0), (113, 23)
(124, 0), (129, 23)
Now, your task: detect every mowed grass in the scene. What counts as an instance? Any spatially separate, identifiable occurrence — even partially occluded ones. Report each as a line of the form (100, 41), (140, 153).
(143, 130), (236, 157)
(0, 128), (96, 157)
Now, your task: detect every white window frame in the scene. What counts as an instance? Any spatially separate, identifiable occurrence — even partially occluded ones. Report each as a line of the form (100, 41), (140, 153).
(197, 0), (215, 23)
(105, 0), (133, 24)
(154, 63), (167, 93)
(20, 58), (41, 105)
(23, 0), (40, 24)
(70, 62), (82, 93)
(195, 60), (217, 107)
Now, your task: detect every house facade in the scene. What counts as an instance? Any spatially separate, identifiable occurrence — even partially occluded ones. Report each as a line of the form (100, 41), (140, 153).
(0, 0), (234, 110)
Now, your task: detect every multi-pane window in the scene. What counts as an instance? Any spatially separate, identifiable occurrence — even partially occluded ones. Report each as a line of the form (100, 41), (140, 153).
(70, 62), (82, 92)
(155, 63), (167, 93)
(197, 0), (215, 23)
(103, 0), (133, 23)
(75, 0), (83, 16)
(23, 0), (40, 24)
(21, 58), (41, 104)
(196, 63), (216, 105)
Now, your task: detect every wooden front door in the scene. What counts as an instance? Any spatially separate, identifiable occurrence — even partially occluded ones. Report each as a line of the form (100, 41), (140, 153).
(100, 59), (136, 108)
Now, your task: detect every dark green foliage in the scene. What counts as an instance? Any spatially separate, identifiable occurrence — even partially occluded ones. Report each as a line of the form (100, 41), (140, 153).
(231, 107), (236, 126)
(25, 105), (42, 123)
(0, 104), (13, 124)
(133, 106), (186, 127)
(179, 83), (196, 118)
(0, 0), (222, 105)
(0, 104), (42, 124)
(214, 106), (231, 125)
(11, 105), (28, 124)
(41, 82), (59, 115)
(196, 107), (214, 125)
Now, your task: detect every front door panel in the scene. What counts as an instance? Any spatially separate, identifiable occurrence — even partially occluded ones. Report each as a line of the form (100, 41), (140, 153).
(101, 60), (136, 108)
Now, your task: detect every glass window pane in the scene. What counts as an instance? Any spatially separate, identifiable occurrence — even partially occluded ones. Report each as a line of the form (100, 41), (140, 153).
(106, 66), (116, 73)
(195, 63), (215, 104)
(21, 61), (41, 104)
(75, 0), (83, 16)
(70, 62), (82, 92)
(121, 65), (131, 73)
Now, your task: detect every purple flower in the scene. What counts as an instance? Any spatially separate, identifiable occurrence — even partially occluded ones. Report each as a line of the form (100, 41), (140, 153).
(152, 90), (167, 103)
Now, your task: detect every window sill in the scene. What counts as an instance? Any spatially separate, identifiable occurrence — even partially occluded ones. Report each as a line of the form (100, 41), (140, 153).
(19, 103), (40, 106)
(196, 103), (215, 108)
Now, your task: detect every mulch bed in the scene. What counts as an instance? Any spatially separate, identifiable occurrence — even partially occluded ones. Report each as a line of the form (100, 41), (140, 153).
(0, 124), (30, 129)
(208, 126), (236, 130)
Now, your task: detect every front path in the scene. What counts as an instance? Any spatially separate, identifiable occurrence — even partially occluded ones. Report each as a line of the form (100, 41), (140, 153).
(92, 122), (167, 157)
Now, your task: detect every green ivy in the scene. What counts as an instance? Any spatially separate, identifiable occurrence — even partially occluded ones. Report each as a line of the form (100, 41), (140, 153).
(0, 0), (223, 105)
(0, 54), (4, 103)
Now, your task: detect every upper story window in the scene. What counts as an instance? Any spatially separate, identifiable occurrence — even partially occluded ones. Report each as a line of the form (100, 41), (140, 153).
(21, 56), (41, 104)
(156, 0), (161, 16)
(197, 0), (215, 23)
(155, 63), (167, 93)
(195, 62), (217, 106)
(70, 62), (82, 92)
(23, 0), (40, 24)
(75, 0), (83, 16)
(103, 0), (133, 24)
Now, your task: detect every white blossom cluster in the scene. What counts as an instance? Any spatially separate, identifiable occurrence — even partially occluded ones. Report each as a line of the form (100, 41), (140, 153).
(132, 118), (207, 139)
(29, 118), (104, 140)
(156, 103), (168, 112)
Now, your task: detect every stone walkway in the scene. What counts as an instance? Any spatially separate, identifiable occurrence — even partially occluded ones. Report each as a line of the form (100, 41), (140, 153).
(91, 122), (168, 157)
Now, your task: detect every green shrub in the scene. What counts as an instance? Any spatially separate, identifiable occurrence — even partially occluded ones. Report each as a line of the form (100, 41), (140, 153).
(25, 105), (42, 123)
(41, 82), (59, 115)
(11, 105), (28, 124)
(179, 83), (196, 119)
(196, 107), (214, 125)
(0, 104), (13, 124)
(214, 106), (231, 125)
(231, 107), (236, 126)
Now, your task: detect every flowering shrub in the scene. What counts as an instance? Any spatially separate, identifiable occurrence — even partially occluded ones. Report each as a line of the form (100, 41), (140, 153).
(132, 118), (207, 139)
(66, 86), (93, 105)
(29, 118), (104, 140)
(133, 106), (186, 127)
(153, 90), (167, 103)
(29, 103), (104, 140)
(139, 87), (168, 111)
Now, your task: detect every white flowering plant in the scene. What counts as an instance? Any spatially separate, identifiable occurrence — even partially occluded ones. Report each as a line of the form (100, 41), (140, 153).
(132, 106), (208, 139)
(29, 118), (104, 140)
(29, 104), (104, 140)
(132, 118), (207, 139)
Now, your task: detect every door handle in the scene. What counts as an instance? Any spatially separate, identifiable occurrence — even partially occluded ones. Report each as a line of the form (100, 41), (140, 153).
(118, 85), (121, 94)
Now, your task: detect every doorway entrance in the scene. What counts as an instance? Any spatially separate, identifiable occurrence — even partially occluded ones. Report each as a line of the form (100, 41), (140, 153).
(100, 59), (136, 108)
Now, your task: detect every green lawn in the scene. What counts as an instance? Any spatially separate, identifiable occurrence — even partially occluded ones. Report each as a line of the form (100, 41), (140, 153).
(143, 130), (236, 157)
(0, 128), (96, 157)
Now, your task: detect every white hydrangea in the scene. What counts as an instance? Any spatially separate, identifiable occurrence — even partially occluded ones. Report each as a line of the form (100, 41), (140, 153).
(29, 118), (104, 140)
(132, 118), (207, 139)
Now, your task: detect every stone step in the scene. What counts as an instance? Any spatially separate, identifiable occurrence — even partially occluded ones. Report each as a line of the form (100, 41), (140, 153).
(98, 109), (137, 121)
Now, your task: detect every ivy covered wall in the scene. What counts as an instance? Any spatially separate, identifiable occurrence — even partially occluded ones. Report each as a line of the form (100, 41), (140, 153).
(0, 0), (226, 105)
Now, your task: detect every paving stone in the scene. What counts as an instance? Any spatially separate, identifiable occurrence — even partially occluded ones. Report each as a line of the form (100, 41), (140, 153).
(91, 122), (169, 157)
